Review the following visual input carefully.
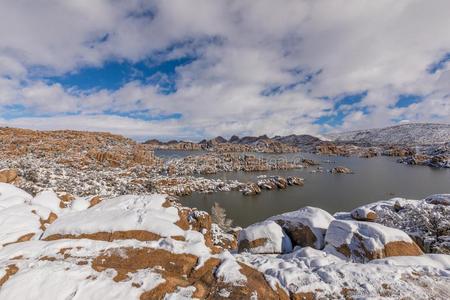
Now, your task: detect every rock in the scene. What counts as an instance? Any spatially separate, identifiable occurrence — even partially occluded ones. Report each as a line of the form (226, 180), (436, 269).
(330, 166), (353, 174)
(324, 220), (423, 262)
(257, 180), (277, 190)
(268, 207), (334, 249)
(394, 200), (403, 212)
(0, 169), (18, 183)
(273, 176), (288, 189)
(42, 194), (186, 241)
(424, 194), (450, 206)
(238, 220), (292, 254)
(0, 202), (53, 247)
(350, 207), (377, 221)
(301, 159), (320, 166)
(242, 183), (261, 196)
(287, 176), (304, 186)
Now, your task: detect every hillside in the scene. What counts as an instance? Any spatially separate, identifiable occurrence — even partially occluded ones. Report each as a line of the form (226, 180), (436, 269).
(328, 123), (450, 146)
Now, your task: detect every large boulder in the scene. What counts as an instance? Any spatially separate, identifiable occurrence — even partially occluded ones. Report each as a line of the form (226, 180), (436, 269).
(268, 206), (334, 249)
(324, 220), (423, 262)
(238, 220), (292, 254)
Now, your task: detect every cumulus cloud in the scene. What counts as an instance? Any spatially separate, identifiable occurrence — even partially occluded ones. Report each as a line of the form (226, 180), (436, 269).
(0, 0), (449, 140)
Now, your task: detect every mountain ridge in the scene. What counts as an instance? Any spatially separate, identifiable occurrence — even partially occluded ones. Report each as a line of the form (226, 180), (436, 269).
(327, 123), (450, 146)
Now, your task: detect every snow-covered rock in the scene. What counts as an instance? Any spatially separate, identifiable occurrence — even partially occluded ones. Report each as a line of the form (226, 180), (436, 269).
(425, 194), (450, 206)
(0, 204), (53, 247)
(350, 207), (378, 221)
(0, 183), (32, 209)
(238, 220), (292, 254)
(372, 253), (450, 270)
(268, 206), (334, 249)
(42, 194), (187, 241)
(0, 183), (281, 299)
(30, 190), (62, 213)
(324, 220), (423, 262)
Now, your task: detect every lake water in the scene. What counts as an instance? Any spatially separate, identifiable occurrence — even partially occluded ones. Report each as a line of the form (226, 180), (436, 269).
(156, 150), (450, 227)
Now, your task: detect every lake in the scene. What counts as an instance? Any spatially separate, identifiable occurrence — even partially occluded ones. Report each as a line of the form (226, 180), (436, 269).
(156, 150), (450, 227)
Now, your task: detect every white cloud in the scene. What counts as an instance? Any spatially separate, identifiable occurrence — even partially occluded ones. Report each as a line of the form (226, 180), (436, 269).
(0, 0), (449, 139)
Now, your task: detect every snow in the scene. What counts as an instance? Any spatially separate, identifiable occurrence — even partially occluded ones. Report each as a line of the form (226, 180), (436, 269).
(42, 195), (184, 239)
(328, 123), (450, 146)
(324, 220), (414, 253)
(70, 197), (91, 211)
(30, 190), (62, 213)
(350, 207), (376, 220)
(268, 206), (334, 249)
(372, 254), (450, 271)
(0, 183), (32, 209)
(215, 250), (247, 285)
(164, 286), (196, 300)
(0, 261), (164, 300)
(0, 183), (449, 299)
(237, 251), (450, 298)
(238, 220), (292, 254)
(0, 204), (52, 247)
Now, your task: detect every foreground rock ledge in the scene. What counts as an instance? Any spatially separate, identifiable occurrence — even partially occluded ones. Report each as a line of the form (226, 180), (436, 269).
(0, 183), (449, 299)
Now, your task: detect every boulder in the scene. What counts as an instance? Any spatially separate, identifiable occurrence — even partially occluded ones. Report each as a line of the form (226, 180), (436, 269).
(330, 166), (353, 174)
(424, 194), (450, 206)
(242, 183), (261, 196)
(257, 180), (277, 190)
(273, 176), (288, 189)
(324, 220), (423, 262)
(350, 207), (377, 221)
(394, 200), (403, 212)
(287, 176), (304, 186)
(268, 207), (334, 249)
(238, 220), (292, 254)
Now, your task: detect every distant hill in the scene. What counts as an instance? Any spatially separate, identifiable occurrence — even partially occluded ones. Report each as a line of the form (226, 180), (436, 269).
(328, 123), (450, 146)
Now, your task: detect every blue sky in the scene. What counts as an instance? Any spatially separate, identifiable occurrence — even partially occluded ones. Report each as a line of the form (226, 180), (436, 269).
(44, 57), (194, 93)
(0, 1), (449, 140)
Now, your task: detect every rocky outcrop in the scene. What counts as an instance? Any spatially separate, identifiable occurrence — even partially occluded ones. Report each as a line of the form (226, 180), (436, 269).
(238, 220), (292, 254)
(268, 207), (334, 249)
(0, 184), (448, 299)
(316, 142), (378, 158)
(324, 220), (423, 262)
(398, 154), (450, 168)
(330, 166), (353, 174)
(0, 183), (290, 299)
(164, 152), (305, 176)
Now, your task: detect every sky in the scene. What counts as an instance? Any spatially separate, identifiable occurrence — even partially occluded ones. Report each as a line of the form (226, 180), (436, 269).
(0, 0), (449, 141)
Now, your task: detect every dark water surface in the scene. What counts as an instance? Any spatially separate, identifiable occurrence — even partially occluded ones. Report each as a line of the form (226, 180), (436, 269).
(157, 151), (450, 227)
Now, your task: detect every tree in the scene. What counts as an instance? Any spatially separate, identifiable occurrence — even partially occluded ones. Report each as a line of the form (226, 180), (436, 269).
(211, 202), (233, 231)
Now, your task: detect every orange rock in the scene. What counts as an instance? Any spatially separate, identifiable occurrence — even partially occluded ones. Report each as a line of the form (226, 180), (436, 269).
(0, 169), (18, 183)
(0, 265), (19, 287)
